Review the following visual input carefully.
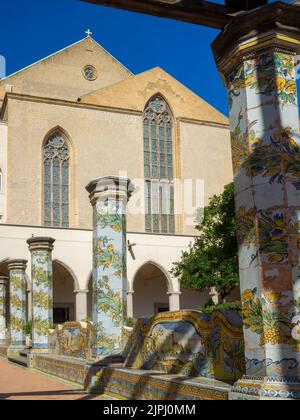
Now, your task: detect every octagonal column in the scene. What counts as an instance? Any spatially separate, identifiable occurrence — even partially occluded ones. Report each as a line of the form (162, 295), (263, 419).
(0, 276), (8, 346)
(7, 260), (27, 349)
(27, 237), (55, 352)
(86, 176), (134, 357)
(212, 3), (300, 399)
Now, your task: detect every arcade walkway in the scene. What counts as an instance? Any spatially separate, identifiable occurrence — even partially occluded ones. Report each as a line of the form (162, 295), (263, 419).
(0, 358), (111, 400)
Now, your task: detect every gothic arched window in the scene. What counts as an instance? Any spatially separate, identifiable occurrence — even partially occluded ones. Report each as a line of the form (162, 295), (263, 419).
(43, 132), (70, 227)
(144, 95), (175, 234)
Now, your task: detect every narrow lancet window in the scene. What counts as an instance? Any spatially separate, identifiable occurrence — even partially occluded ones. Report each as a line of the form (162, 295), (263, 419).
(144, 96), (175, 234)
(43, 132), (70, 227)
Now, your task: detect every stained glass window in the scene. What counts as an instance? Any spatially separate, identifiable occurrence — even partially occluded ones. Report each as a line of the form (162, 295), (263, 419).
(43, 133), (70, 227)
(144, 95), (175, 234)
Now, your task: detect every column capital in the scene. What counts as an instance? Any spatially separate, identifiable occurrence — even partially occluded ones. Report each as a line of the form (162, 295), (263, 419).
(74, 289), (89, 294)
(7, 259), (28, 271)
(27, 236), (55, 252)
(0, 276), (8, 285)
(167, 291), (182, 296)
(212, 2), (300, 78)
(86, 176), (135, 206)
(127, 290), (135, 295)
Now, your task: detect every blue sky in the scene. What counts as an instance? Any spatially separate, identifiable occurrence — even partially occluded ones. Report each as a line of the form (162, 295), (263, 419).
(0, 0), (294, 116)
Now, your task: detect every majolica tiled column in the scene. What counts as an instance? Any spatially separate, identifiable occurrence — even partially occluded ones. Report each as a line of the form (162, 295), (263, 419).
(86, 176), (134, 357)
(212, 3), (300, 400)
(0, 276), (8, 346)
(27, 237), (55, 352)
(7, 260), (27, 350)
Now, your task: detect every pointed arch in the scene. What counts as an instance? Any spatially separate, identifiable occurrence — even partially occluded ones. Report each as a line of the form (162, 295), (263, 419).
(42, 127), (71, 227)
(132, 260), (174, 293)
(143, 94), (175, 234)
(52, 259), (80, 291)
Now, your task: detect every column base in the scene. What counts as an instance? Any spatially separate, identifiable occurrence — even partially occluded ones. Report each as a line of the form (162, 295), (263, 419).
(229, 375), (300, 400)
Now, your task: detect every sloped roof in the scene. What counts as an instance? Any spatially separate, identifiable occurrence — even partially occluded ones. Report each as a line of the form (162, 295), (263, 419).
(0, 37), (133, 102)
(81, 66), (228, 124)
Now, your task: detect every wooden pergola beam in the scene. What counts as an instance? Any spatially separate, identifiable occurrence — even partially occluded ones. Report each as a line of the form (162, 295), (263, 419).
(80, 0), (239, 29)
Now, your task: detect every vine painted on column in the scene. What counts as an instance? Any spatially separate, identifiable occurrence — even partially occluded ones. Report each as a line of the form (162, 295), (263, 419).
(94, 236), (124, 277)
(236, 206), (256, 247)
(242, 288), (300, 346)
(0, 286), (6, 343)
(242, 127), (300, 189)
(258, 211), (289, 264)
(93, 197), (127, 356)
(228, 52), (297, 111)
(96, 211), (124, 233)
(236, 208), (289, 264)
(0, 293), (4, 319)
(274, 53), (297, 106)
(95, 277), (126, 328)
(10, 272), (26, 343)
(32, 252), (53, 345)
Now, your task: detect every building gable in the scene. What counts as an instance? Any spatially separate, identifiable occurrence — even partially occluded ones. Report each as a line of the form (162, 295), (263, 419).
(81, 67), (228, 125)
(0, 37), (132, 103)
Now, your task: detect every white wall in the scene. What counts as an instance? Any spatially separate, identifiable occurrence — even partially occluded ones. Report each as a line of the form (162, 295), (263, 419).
(0, 122), (7, 222)
(0, 224), (240, 320)
(0, 225), (194, 295)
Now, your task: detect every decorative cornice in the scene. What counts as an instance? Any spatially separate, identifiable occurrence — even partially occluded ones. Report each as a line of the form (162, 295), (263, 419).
(86, 176), (135, 206)
(27, 236), (55, 252)
(224, 45), (297, 85)
(7, 259), (28, 271)
(0, 92), (142, 120)
(0, 276), (8, 285)
(212, 2), (300, 78)
(177, 117), (229, 129)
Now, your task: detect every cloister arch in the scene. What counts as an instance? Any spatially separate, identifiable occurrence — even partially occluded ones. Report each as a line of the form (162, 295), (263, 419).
(52, 260), (77, 324)
(131, 261), (171, 319)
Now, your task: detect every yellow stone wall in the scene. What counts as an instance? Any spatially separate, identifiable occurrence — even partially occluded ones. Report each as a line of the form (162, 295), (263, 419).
(5, 94), (232, 235)
(1, 38), (233, 235)
(0, 38), (132, 103)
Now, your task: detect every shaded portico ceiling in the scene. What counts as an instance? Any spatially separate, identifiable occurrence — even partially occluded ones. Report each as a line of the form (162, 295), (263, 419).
(80, 0), (269, 29)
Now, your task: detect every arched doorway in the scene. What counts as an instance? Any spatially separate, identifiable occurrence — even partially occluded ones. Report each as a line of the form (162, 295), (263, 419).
(53, 261), (76, 324)
(132, 263), (170, 319)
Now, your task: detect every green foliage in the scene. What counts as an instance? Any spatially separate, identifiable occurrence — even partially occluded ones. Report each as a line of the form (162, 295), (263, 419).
(81, 317), (93, 324)
(171, 183), (239, 301)
(125, 317), (136, 328)
(24, 321), (32, 338)
(200, 300), (242, 316)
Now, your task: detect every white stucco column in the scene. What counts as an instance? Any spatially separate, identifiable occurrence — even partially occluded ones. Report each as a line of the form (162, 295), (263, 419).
(209, 287), (220, 305)
(127, 290), (134, 319)
(75, 290), (88, 321)
(168, 291), (181, 312)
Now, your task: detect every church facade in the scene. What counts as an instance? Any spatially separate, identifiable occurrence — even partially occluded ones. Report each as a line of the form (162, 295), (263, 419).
(0, 36), (234, 325)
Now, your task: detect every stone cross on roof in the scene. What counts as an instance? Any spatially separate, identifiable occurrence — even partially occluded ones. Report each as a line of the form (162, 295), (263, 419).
(85, 29), (93, 38)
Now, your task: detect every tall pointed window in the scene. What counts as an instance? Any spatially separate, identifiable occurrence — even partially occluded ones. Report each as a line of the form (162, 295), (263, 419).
(43, 132), (70, 227)
(144, 95), (175, 234)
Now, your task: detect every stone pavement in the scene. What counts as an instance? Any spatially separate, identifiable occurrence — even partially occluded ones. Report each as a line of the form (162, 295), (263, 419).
(0, 358), (112, 400)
